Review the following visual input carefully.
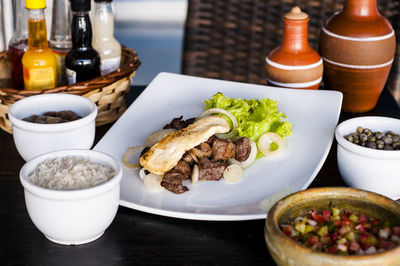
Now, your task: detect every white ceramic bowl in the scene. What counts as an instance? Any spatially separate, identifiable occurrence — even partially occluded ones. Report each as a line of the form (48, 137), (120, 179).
(335, 116), (400, 200)
(20, 149), (122, 245)
(8, 93), (97, 161)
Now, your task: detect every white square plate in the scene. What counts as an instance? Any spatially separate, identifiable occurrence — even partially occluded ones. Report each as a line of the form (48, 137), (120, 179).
(94, 73), (342, 220)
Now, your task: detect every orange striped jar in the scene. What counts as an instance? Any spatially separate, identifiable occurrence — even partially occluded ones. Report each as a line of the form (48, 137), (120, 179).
(265, 7), (323, 90)
(319, 0), (396, 113)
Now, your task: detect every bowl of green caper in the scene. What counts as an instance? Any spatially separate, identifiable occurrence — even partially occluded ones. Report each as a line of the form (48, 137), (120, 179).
(335, 116), (400, 200)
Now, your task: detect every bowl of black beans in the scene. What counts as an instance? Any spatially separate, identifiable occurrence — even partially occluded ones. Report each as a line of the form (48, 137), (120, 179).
(8, 93), (97, 161)
(335, 116), (400, 200)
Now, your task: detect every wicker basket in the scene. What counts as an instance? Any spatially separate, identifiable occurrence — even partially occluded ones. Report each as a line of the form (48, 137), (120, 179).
(182, 0), (400, 85)
(0, 46), (140, 133)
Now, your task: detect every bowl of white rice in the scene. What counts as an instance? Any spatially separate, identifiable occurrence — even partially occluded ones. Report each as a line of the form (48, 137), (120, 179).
(19, 149), (122, 245)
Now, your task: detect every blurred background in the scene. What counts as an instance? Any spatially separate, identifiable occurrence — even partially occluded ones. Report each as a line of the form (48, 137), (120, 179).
(113, 0), (187, 85)
(0, 0), (399, 105)
(0, 0), (187, 85)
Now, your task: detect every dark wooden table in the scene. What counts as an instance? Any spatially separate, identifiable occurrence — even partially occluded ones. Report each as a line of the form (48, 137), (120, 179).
(1, 86), (399, 266)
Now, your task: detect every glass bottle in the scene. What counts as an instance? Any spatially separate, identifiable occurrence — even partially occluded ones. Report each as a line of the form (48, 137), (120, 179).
(50, 0), (72, 86)
(65, 0), (101, 85)
(92, 0), (121, 75)
(8, 0), (28, 89)
(22, 0), (57, 91)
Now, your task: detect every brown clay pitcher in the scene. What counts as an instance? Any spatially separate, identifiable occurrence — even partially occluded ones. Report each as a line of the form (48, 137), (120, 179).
(319, 0), (396, 113)
(265, 7), (323, 90)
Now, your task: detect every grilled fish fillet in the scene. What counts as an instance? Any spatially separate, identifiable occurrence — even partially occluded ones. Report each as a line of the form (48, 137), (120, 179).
(140, 115), (230, 175)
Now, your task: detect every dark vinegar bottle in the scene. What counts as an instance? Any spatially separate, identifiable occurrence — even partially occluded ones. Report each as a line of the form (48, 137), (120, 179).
(65, 0), (100, 85)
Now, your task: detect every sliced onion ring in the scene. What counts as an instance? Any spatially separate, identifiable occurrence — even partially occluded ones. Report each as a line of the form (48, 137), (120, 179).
(223, 164), (243, 183)
(139, 168), (148, 181)
(123, 145), (147, 169)
(146, 128), (175, 146)
(197, 108), (238, 139)
(228, 138), (257, 169)
(257, 132), (284, 156)
(216, 129), (238, 140)
(191, 164), (199, 185)
(143, 173), (164, 192)
(189, 147), (206, 163)
(188, 149), (199, 163)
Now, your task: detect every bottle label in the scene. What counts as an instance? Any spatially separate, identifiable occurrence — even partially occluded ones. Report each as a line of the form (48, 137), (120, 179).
(24, 67), (56, 90)
(66, 68), (76, 85)
(101, 56), (121, 75)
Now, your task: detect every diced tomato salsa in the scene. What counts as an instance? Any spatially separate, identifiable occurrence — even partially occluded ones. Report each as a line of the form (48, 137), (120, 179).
(280, 208), (400, 255)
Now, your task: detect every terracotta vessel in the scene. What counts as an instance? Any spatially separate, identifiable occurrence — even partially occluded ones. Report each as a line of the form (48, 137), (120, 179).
(265, 7), (323, 90)
(319, 0), (396, 113)
(265, 187), (400, 266)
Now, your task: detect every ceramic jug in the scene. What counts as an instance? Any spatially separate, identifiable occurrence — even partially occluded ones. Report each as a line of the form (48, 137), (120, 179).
(319, 0), (396, 113)
(265, 7), (323, 90)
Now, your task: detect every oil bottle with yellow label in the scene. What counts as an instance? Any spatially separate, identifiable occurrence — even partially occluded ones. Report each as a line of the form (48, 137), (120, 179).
(22, 0), (57, 91)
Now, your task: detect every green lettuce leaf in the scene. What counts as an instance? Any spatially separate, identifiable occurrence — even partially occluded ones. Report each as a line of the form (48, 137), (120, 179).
(204, 92), (292, 158)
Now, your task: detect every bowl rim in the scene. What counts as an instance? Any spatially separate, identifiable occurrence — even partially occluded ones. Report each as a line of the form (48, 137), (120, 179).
(265, 187), (400, 262)
(335, 116), (400, 159)
(8, 93), (98, 133)
(19, 149), (122, 200)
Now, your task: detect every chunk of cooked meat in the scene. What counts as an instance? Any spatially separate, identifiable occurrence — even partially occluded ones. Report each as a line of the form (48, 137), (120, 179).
(234, 137), (251, 162)
(161, 170), (189, 194)
(211, 138), (235, 161)
(185, 117), (196, 126)
(173, 160), (192, 178)
(198, 158), (227, 181)
(140, 116), (230, 175)
(163, 116), (195, 130)
(206, 135), (218, 146)
(161, 160), (192, 194)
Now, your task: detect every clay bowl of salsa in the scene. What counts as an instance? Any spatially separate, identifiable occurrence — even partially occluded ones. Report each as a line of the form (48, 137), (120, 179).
(264, 187), (400, 266)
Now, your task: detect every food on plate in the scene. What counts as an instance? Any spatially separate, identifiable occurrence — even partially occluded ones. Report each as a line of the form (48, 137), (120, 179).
(223, 164), (243, 183)
(344, 127), (400, 150)
(257, 132), (285, 156)
(143, 124), (253, 194)
(280, 208), (400, 255)
(124, 93), (292, 194)
(140, 115), (230, 175)
(204, 92), (292, 158)
(23, 110), (82, 124)
(28, 156), (115, 190)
